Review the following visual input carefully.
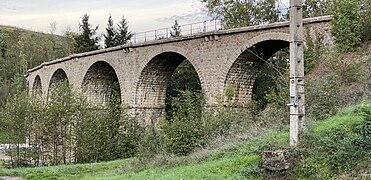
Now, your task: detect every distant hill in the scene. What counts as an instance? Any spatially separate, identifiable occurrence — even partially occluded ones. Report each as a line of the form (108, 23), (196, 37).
(0, 25), (74, 84)
(0, 25), (75, 105)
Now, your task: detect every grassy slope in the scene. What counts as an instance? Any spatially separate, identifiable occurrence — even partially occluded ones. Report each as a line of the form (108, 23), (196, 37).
(0, 104), (369, 179)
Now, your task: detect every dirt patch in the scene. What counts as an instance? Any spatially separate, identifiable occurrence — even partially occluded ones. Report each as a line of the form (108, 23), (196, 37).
(0, 177), (21, 180)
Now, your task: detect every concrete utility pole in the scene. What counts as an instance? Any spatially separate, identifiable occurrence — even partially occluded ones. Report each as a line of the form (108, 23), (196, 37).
(289, 0), (305, 146)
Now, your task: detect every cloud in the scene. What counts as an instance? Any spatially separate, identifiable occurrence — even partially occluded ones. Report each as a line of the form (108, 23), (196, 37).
(0, 0), (207, 35)
(156, 9), (209, 25)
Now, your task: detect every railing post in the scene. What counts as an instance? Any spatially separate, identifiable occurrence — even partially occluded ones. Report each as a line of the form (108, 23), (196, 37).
(155, 30), (157, 40)
(190, 24), (193, 35)
(144, 32), (146, 42)
(203, 21), (206, 32)
(134, 34), (136, 44)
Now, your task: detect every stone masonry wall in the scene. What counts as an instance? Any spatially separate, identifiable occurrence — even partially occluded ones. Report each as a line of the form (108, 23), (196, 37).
(26, 16), (332, 124)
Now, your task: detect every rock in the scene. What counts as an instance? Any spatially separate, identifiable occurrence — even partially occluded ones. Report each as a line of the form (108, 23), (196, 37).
(262, 149), (291, 171)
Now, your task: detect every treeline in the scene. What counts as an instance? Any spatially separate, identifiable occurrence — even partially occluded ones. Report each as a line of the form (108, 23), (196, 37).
(0, 26), (74, 106)
(0, 13), (134, 105)
(1, 82), (142, 166)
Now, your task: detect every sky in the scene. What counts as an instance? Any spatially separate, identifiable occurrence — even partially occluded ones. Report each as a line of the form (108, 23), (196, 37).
(0, 0), (209, 35)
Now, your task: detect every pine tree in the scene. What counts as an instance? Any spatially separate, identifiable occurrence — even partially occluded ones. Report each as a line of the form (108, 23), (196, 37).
(75, 13), (100, 53)
(104, 14), (117, 48)
(114, 15), (133, 46)
(170, 20), (181, 37)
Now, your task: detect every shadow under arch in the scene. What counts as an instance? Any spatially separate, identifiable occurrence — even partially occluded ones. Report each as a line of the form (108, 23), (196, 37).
(134, 52), (202, 123)
(32, 75), (42, 98)
(81, 61), (121, 107)
(224, 39), (289, 107)
(48, 68), (69, 97)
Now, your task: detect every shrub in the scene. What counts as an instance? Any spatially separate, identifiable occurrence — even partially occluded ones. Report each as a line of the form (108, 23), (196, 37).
(297, 103), (371, 178)
(137, 124), (159, 160)
(360, 0), (371, 42)
(306, 73), (341, 120)
(160, 90), (205, 156)
(331, 0), (361, 51)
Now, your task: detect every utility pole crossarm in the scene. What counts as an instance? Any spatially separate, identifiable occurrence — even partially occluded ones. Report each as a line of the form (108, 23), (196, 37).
(289, 0), (305, 146)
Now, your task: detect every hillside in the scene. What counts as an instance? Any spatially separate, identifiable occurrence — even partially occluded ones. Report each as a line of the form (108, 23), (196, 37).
(0, 102), (369, 179)
(0, 25), (74, 84)
(0, 25), (74, 106)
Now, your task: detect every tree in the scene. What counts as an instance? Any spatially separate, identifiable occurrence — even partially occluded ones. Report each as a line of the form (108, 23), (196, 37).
(161, 90), (205, 156)
(201, 0), (281, 28)
(74, 13), (100, 53)
(331, 0), (361, 51)
(104, 14), (117, 48)
(170, 20), (181, 37)
(303, 0), (333, 18)
(360, 0), (371, 42)
(115, 15), (133, 46)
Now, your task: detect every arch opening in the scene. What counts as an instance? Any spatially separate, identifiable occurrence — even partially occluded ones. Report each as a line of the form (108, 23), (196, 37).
(224, 40), (289, 107)
(135, 52), (202, 122)
(81, 61), (121, 106)
(32, 75), (42, 98)
(48, 69), (69, 96)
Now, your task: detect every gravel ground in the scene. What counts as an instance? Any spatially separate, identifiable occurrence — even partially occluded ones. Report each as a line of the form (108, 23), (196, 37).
(0, 177), (22, 180)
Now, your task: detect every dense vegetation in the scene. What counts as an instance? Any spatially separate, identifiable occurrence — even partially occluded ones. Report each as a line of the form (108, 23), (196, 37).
(0, 102), (369, 179)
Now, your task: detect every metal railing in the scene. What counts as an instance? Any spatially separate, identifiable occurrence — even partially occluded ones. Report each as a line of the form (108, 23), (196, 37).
(131, 19), (223, 44)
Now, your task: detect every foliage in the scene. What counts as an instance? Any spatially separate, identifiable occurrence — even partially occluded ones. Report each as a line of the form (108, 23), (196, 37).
(1, 103), (370, 179)
(295, 103), (371, 178)
(304, 30), (325, 74)
(224, 84), (235, 102)
(325, 50), (360, 85)
(165, 60), (201, 120)
(74, 13), (100, 53)
(0, 27), (74, 99)
(114, 15), (133, 46)
(103, 15), (133, 47)
(170, 20), (181, 37)
(104, 14), (117, 48)
(0, 81), (141, 167)
(74, 82), (141, 163)
(160, 90), (205, 156)
(137, 124), (159, 159)
(201, 0), (281, 28)
(331, 0), (361, 52)
(253, 48), (289, 109)
(306, 73), (341, 120)
(303, 0), (333, 18)
(39, 81), (83, 165)
(0, 91), (33, 167)
(360, 0), (371, 42)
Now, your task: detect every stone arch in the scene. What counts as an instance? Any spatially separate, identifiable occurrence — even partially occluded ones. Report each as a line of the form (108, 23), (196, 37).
(223, 33), (290, 106)
(133, 46), (205, 97)
(81, 61), (121, 106)
(32, 75), (42, 98)
(48, 68), (69, 95)
(134, 51), (202, 123)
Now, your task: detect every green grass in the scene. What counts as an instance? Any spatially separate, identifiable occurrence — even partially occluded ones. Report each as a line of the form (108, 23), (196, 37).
(0, 103), (369, 179)
(0, 130), (289, 180)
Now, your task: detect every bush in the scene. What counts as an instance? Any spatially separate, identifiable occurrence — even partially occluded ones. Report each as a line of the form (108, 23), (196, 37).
(137, 124), (158, 160)
(296, 103), (371, 178)
(160, 90), (205, 156)
(306, 73), (341, 120)
(360, 0), (371, 42)
(331, 0), (361, 51)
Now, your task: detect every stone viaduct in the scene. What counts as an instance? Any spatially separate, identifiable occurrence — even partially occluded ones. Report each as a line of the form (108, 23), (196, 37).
(25, 16), (332, 124)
